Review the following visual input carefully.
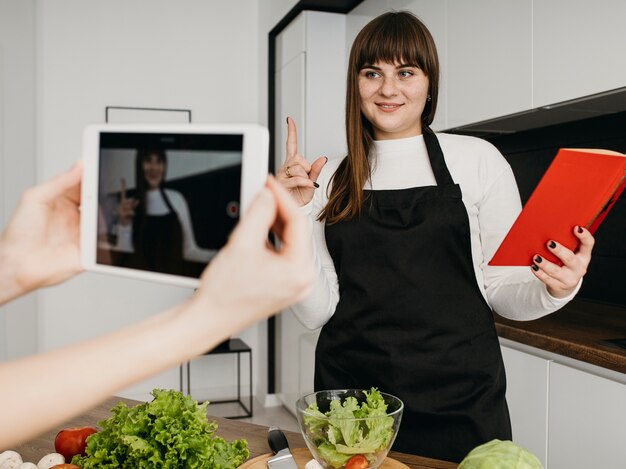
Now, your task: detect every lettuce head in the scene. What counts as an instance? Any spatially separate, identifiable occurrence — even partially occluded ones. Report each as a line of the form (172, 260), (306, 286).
(458, 439), (544, 469)
(72, 389), (249, 468)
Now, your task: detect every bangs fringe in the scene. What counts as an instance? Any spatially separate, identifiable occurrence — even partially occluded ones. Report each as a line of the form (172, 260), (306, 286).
(356, 15), (431, 72)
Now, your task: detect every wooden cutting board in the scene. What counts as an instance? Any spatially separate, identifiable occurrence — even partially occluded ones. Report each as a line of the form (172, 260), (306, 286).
(239, 447), (410, 469)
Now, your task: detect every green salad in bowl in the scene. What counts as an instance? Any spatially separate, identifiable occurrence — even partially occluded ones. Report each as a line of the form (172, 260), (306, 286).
(295, 388), (403, 469)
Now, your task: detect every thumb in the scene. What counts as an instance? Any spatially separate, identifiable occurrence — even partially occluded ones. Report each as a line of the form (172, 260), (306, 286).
(308, 156), (328, 183)
(33, 160), (83, 203)
(229, 185), (277, 248)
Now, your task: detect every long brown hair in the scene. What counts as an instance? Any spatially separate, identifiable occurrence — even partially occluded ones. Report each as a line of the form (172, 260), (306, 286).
(319, 11), (440, 224)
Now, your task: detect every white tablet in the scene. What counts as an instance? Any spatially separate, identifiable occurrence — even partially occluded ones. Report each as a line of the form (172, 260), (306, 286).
(80, 123), (269, 288)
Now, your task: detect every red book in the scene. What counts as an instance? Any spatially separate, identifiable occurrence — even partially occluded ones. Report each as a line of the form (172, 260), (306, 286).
(489, 148), (626, 266)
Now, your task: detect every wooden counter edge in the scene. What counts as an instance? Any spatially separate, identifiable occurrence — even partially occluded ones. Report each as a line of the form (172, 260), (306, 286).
(493, 298), (626, 375)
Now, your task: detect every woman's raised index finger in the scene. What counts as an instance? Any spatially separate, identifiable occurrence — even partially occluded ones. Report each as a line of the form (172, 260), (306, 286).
(286, 117), (298, 159)
(120, 178), (127, 201)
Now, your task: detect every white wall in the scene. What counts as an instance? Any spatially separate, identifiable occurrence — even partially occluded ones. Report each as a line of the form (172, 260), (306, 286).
(0, 0), (38, 361)
(34, 0), (264, 402)
(0, 0), (307, 410)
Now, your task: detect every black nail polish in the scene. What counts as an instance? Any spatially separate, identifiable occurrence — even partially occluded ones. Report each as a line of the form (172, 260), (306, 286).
(577, 226), (583, 234)
(549, 241), (556, 249)
(313, 182), (319, 188)
(286, 117), (289, 125)
(531, 264), (539, 271)
(535, 256), (542, 263)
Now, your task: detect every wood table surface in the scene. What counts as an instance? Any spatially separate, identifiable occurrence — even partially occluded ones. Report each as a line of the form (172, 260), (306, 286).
(13, 396), (456, 469)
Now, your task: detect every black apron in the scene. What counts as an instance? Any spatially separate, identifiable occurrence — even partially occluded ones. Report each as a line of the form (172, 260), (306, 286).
(131, 190), (185, 276)
(316, 128), (511, 463)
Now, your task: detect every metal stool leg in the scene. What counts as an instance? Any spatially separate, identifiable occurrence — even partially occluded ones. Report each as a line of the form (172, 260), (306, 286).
(187, 361), (191, 396)
(179, 364), (183, 393)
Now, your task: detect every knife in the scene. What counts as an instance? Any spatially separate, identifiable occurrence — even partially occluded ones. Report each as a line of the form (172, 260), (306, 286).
(267, 426), (298, 469)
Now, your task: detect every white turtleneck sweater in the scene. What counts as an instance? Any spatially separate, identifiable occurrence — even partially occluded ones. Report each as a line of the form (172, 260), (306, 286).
(289, 132), (580, 330)
(114, 188), (216, 263)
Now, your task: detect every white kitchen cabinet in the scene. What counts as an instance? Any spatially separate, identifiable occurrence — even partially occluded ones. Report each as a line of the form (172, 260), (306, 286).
(380, 0), (626, 127)
(533, 0), (626, 108)
(275, 11), (347, 166)
(500, 344), (549, 467)
(276, 52), (306, 170)
(394, 0), (448, 130)
(548, 362), (626, 469)
(501, 338), (626, 468)
(274, 10), (347, 415)
(446, 0), (532, 128)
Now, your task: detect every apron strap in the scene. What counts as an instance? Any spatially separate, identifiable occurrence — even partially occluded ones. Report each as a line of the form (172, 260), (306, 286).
(423, 127), (455, 186)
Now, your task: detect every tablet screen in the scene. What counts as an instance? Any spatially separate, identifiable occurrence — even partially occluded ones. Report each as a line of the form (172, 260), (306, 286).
(96, 132), (242, 278)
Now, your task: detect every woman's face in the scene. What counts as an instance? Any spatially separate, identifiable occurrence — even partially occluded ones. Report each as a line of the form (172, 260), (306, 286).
(142, 153), (165, 189)
(358, 61), (429, 140)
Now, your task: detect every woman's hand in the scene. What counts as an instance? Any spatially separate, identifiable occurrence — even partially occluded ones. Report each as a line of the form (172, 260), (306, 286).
(118, 178), (139, 226)
(531, 226), (595, 299)
(0, 162), (84, 303)
(192, 176), (314, 327)
(275, 117), (327, 206)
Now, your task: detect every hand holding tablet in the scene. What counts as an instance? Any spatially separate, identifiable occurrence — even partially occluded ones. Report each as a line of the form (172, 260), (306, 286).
(80, 123), (269, 287)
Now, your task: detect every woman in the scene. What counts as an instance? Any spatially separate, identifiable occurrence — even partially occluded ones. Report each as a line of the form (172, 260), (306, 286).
(115, 149), (216, 275)
(277, 11), (594, 462)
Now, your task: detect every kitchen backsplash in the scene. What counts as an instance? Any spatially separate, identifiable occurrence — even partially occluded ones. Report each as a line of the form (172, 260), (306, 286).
(481, 111), (626, 308)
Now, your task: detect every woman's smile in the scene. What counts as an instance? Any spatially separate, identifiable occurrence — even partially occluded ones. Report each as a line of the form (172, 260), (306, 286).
(376, 102), (404, 112)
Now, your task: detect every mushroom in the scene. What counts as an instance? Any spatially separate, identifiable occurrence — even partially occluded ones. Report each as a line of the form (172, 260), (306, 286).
(0, 451), (23, 469)
(35, 454), (64, 469)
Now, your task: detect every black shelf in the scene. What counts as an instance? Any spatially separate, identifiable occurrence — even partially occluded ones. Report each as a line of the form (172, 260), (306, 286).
(181, 338), (253, 419)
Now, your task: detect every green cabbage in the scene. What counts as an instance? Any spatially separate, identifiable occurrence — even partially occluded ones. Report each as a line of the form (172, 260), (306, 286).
(458, 439), (544, 469)
(72, 389), (249, 468)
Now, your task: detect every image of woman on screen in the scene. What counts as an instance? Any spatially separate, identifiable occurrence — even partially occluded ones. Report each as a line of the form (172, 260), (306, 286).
(112, 149), (216, 275)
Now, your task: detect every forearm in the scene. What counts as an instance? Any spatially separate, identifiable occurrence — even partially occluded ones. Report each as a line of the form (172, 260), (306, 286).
(0, 243), (33, 305)
(0, 298), (234, 448)
(289, 257), (338, 329)
(288, 210), (338, 329)
(486, 266), (581, 320)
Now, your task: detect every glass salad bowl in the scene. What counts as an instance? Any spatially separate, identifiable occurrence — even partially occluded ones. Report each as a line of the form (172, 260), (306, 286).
(295, 389), (403, 469)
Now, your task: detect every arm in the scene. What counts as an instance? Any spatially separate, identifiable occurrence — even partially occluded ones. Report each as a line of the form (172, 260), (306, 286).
(0, 176), (313, 448)
(481, 165), (591, 320)
(167, 190), (217, 263)
(286, 199), (340, 330)
(276, 117), (337, 329)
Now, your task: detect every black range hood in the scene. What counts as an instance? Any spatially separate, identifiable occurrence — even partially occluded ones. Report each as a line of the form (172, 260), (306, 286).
(447, 86), (626, 137)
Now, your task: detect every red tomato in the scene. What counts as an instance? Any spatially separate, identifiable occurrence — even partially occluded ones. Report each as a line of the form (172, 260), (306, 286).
(54, 426), (98, 462)
(345, 454), (369, 469)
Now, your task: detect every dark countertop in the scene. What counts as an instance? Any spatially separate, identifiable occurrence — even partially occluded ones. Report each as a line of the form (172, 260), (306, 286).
(495, 298), (626, 374)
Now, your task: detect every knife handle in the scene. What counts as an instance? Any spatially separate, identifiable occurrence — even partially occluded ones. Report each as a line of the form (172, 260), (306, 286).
(268, 426), (289, 454)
